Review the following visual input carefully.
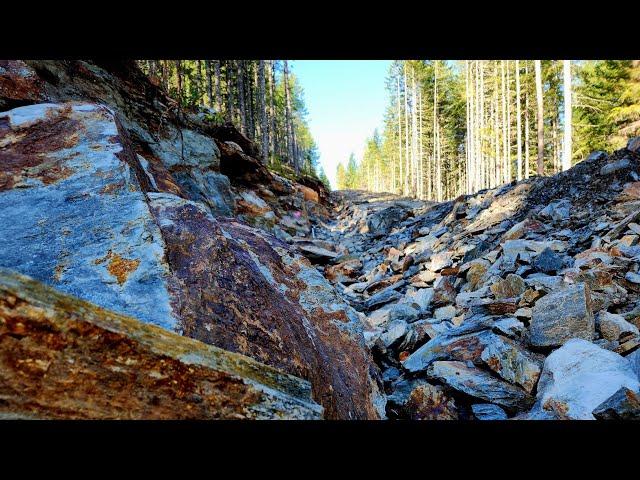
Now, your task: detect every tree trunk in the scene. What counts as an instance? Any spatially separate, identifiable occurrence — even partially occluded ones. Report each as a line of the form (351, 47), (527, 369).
(283, 60), (297, 172)
(237, 61), (247, 135)
(525, 61), (530, 179)
(258, 60), (268, 161)
(226, 61), (234, 123)
(214, 60), (222, 113)
(516, 60), (523, 181)
(205, 60), (214, 109)
(562, 60), (572, 171)
(396, 72), (402, 195)
(269, 61), (277, 162)
(535, 60), (545, 176)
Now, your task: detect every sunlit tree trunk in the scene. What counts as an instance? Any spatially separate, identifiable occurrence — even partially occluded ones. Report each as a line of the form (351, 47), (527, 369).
(562, 60), (572, 171)
(535, 60), (544, 176)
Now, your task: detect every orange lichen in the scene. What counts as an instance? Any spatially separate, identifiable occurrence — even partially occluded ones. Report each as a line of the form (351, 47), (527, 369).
(94, 250), (140, 285)
(107, 254), (140, 285)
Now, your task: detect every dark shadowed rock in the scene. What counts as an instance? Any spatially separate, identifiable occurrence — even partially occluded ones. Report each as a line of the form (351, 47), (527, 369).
(592, 387), (640, 420)
(386, 378), (458, 419)
(533, 247), (565, 273)
(0, 269), (322, 419)
(530, 284), (595, 348)
(403, 383), (458, 420)
(426, 361), (534, 410)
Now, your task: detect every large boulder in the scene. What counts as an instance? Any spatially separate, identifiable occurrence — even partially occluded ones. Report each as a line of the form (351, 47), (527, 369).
(0, 269), (322, 419)
(532, 339), (639, 419)
(0, 102), (177, 329)
(0, 101), (384, 419)
(148, 193), (385, 419)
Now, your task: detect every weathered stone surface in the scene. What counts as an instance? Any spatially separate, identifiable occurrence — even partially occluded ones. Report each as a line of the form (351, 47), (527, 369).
(427, 361), (533, 410)
(592, 387), (640, 420)
(490, 274), (526, 299)
(480, 335), (542, 393)
(148, 194), (385, 419)
(325, 258), (362, 284)
(0, 269), (322, 419)
(628, 349), (640, 380)
(466, 260), (489, 291)
(600, 157), (632, 176)
(598, 311), (640, 342)
(403, 383), (459, 420)
(380, 320), (408, 348)
(533, 247), (565, 273)
(472, 403), (508, 420)
(0, 102), (177, 330)
(533, 339), (639, 419)
(386, 378), (458, 419)
(172, 169), (235, 216)
(530, 284), (595, 348)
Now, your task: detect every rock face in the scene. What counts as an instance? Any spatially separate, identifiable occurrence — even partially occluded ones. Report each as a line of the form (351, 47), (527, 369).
(530, 284), (595, 348)
(149, 194), (385, 419)
(0, 99), (383, 419)
(0, 103), (177, 330)
(532, 339), (639, 419)
(0, 269), (322, 419)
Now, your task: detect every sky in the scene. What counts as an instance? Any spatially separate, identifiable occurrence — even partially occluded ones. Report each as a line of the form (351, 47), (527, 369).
(291, 61), (392, 188)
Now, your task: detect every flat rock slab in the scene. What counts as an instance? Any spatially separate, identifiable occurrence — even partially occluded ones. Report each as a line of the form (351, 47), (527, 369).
(534, 339), (639, 419)
(0, 269), (322, 419)
(0, 102), (177, 330)
(427, 361), (534, 410)
(530, 283), (595, 348)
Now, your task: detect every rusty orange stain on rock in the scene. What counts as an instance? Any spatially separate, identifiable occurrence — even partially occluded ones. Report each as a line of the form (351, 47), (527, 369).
(94, 250), (140, 285)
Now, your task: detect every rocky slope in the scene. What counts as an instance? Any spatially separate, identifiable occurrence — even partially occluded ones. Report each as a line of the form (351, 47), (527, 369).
(305, 142), (640, 420)
(0, 60), (384, 419)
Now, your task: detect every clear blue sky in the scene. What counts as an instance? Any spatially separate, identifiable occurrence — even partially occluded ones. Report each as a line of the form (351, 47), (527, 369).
(291, 61), (392, 188)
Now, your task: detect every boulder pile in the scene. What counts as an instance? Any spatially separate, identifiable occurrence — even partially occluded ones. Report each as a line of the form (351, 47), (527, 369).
(308, 142), (640, 419)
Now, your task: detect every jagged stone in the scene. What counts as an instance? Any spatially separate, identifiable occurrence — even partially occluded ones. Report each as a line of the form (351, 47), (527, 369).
(533, 247), (565, 273)
(530, 284), (595, 348)
(490, 274), (526, 299)
(426, 361), (534, 410)
(472, 403), (508, 420)
(598, 311), (640, 342)
(592, 387), (640, 419)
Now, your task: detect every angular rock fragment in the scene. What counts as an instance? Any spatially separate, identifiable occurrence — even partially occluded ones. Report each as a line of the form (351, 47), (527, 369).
(592, 387), (640, 420)
(598, 311), (640, 342)
(490, 274), (526, 299)
(471, 403), (508, 420)
(480, 336), (542, 393)
(427, 361), (533, 410)
(530, 284), (595, 348)
(403, 383), (459, 420)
